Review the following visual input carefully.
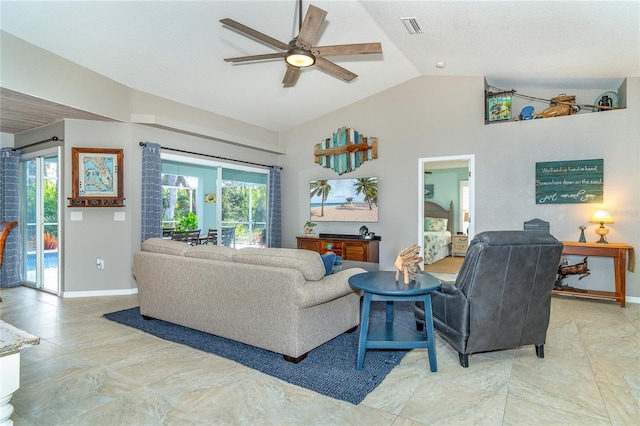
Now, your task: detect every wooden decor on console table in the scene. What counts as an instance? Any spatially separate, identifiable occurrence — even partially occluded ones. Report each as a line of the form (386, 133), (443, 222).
(394, 244), (423, 284)
(68, 147), (125, 207)
(314, 127), (378, 175)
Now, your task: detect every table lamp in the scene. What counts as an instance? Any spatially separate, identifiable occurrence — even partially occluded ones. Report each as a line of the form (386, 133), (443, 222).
(589, 210), (614, 243)
(463, 212), (470, 234)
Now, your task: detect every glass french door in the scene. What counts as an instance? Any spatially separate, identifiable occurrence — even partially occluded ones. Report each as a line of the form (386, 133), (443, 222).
(21, 150), (60, 294)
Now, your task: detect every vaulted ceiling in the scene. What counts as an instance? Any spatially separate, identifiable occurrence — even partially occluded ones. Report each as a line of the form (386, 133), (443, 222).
(1, 1), (638, 135)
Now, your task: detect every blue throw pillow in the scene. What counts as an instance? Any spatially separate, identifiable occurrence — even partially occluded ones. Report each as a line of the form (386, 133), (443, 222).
(320, 253), (336, 275)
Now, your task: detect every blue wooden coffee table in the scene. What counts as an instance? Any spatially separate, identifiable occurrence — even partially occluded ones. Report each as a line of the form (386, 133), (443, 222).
(348, 271), (440, 371)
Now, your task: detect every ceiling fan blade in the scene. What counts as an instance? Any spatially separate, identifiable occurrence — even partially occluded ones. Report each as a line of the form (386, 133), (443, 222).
(282, 65), (301, 87)
(312, 43), (382, 57)
(220, 18), (290, 51)
(296, 5), (327, 50)
(224, 53), (285, 63)
(313, 57), (357, 82)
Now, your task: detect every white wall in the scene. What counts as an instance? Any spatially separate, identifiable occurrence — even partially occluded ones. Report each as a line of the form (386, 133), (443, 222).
(279, 76), (640, 298)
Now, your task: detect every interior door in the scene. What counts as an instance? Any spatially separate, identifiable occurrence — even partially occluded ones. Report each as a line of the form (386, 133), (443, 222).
(21, 150), (61, 294)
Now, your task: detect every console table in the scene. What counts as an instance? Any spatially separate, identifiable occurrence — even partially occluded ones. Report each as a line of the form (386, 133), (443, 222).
(296, 234), (380, 263)
(555, 241), (635, 307)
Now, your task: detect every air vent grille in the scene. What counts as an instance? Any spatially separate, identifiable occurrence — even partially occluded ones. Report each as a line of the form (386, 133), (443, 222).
(400, 17), (423, 34)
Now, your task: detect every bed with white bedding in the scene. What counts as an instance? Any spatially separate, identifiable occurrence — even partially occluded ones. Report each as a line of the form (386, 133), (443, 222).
(423, 201), (454, 265)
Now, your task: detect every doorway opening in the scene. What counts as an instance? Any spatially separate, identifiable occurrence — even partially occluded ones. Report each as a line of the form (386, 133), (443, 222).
(418, 154), (475, 259)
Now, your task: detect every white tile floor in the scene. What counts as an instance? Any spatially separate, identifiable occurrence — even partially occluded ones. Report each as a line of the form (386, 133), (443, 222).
(1, 285), (638, 425)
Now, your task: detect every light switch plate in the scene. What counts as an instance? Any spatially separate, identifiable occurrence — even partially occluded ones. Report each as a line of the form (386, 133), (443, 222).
(114, 212), (126, 221)
(70, 211), (83, 221)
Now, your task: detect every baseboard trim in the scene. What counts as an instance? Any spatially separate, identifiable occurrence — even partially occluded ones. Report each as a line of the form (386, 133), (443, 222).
(62, 288), (138, 298)
(626, 296), (640, 305)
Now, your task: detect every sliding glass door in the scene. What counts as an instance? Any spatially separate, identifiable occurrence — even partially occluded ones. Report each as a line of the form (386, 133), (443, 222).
(21, 149), (60, 294)
(221, 168), (267, 248)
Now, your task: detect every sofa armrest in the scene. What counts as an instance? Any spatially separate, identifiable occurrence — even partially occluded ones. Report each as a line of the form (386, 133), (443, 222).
(295, 268), (366, 308)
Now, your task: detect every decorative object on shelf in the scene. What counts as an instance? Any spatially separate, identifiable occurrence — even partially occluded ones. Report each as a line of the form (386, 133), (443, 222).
(69, 147), (124, 207)
(590, 210), (614, 243)
(592, 91), (621, 112)
(519, 105), (535, 120)
(304, 221), (317, 237)
(314, 127), (378, 175)
(535, 159), (603, 204)
(486, 86), (625, 124)
(359, 225), (369, 237)
(554, 257), (590, 291)
(204, 194), (217, 203)
(579, 225), (587, 243)
(394, 244), (423, 284)
(533, 94), (579, 118)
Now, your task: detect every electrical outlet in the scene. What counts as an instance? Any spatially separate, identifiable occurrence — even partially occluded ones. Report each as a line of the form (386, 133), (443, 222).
(97, 258), (104, 269)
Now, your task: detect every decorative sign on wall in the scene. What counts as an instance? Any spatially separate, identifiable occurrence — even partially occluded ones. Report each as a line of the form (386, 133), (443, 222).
(535, 159), (603, 204)
(487, 96), (512, 122)
(314, 127), (378, 175)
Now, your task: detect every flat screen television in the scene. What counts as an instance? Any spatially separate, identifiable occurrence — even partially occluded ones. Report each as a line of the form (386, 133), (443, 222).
(310, 177), (378, 222)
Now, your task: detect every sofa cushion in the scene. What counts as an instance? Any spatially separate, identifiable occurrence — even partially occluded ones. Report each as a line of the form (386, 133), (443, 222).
(185, 244), (237, 261)
(320, 253), (336, 275)
(232, 247), (326, 281)
(141, 238), (189, 256)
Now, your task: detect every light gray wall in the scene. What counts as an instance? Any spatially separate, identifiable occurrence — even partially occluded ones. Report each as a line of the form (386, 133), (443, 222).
(279, 75), (640, 298)
(1, 133), (14, 148)
(0, 31), (280, 152)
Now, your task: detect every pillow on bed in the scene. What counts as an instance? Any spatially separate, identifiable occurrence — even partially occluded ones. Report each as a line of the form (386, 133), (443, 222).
(425, 217), (448, 232)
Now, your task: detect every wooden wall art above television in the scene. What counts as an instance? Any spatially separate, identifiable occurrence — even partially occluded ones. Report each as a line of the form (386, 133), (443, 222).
(314, 127), (378, 175)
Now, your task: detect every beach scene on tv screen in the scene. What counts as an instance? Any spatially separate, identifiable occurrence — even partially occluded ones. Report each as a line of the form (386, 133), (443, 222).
(310, 177), (378, 222)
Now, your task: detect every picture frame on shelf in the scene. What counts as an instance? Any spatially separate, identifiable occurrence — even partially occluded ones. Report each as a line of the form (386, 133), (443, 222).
(487, 96), (512, 122)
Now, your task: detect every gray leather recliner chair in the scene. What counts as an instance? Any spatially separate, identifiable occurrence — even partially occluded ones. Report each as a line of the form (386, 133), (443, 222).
(415, 231), (563, 367)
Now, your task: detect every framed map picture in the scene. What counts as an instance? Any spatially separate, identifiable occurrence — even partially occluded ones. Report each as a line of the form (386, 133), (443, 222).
(70, 147), (124, 207)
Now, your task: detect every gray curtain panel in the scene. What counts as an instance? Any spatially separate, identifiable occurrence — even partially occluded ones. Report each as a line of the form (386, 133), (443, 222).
(1, 148), (21, 288)
(267, 166), (282, 248)
(141, 142), (163, 242)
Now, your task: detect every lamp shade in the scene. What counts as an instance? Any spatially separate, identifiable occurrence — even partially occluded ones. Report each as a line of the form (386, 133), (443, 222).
(590, 210), (614, 224)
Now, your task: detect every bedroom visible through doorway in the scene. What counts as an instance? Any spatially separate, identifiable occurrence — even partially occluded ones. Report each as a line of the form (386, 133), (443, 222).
(418, 154), (475, 263)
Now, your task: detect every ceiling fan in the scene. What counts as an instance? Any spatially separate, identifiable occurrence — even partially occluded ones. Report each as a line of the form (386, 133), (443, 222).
(220, 0), (382, 87)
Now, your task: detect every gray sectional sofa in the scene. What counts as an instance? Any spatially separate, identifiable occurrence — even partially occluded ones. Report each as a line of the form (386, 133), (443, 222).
(132, 238), (365, 362)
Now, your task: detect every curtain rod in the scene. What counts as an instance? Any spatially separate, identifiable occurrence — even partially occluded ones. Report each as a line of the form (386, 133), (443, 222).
(12, 136), (63, 151)
(139, 142), (282, 170)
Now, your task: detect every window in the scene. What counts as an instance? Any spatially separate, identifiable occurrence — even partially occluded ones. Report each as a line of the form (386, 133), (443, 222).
(162, 173), (199, 229)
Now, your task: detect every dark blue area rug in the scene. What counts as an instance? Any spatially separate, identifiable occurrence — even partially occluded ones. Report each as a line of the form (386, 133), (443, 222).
(103, 302), (416, 404)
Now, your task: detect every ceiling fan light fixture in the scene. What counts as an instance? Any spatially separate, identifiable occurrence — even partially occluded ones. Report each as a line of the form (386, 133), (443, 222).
(285, 48), (315, 67)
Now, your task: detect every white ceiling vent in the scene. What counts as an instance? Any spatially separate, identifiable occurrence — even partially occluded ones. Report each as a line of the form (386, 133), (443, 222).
(400, 17), (423, 34)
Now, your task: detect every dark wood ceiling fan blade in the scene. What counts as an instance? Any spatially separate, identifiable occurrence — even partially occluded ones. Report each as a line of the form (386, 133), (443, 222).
(220, 18), (290, 51)
(296, 5), (327, 50)
(224, 53), (285, 63)
(282, 65), (301, 87)
(312, 43), (382, 57)
(313, 57), (357, 82)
